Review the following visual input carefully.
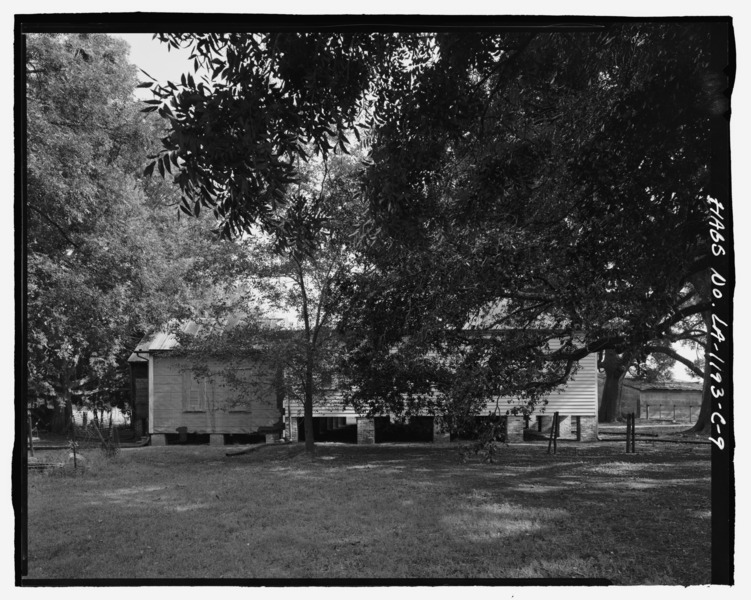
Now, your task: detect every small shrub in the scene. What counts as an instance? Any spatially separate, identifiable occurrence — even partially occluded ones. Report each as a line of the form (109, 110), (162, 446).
(460, 419), (507, 463)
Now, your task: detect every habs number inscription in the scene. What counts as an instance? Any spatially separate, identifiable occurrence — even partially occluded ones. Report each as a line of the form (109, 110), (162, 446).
(707, 196), (727, 450)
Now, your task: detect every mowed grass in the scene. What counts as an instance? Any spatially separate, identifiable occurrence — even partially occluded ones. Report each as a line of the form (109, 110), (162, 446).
(26, 442), (711, 583)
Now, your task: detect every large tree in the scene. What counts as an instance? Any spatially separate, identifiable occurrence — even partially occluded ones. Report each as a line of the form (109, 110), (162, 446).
(25, 33), (230, 431)
(168, 153), (364, 452)
(335, 25), (719, 429)
(597, 311), (707, 423)
(144, 25), (728, 434)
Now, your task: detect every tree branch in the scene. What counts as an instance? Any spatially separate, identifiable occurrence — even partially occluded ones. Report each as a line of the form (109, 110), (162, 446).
(656, 301), (712, 333)
(28, 204), (80, 249)
(645, 345), (704, 378)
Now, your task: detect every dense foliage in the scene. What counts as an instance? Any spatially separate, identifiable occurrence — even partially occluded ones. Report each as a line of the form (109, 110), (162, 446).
(26, 33), (233, 430)
(336, 26), (716, 423)
(144, 25), (727, 433)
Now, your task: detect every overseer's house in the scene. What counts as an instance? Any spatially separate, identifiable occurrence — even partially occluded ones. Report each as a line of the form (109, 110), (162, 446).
(285, 300), (600, 444)
(283, 337), (599, 444)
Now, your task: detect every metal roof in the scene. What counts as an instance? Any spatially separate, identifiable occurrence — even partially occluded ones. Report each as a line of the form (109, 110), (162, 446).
(127, 316), (290, 363)
(640, 380), (703, 392)
(127, 323), (189, 363)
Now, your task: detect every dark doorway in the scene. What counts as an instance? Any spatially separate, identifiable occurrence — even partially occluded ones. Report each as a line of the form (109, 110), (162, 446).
(297, 417), (357, 443)
(377, 416), (434, 443)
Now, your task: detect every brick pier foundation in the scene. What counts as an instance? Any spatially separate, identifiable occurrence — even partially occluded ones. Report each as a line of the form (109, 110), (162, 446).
(357, 417), (375, 444)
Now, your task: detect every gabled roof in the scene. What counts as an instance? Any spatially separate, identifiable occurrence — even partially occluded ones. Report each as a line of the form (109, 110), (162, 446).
(127, 322), (197, 363)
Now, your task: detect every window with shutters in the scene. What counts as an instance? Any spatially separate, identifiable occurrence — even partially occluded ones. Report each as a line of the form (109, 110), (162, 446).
(181, 371), (212, 412)
(227, 368), (253, 412)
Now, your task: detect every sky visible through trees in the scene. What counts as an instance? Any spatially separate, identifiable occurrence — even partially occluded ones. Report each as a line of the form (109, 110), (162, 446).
(114, 34), (195, 99)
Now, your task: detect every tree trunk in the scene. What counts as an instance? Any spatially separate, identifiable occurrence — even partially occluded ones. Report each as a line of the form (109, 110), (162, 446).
(50, 389), (72, 434)
(688, 311), (712, 435)
(303, 352), (315, 454)
(598, 349), (630, 422)
(685, 269), (714, 435)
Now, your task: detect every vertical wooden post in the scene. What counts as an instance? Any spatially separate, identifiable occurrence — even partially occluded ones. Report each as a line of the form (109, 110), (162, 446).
(627, 413), (633, 452)
(547, 414), (555, 455)
(547, 412), (559, 455)
(554, 412), (559, 454)
(631, 413), (636, 453)
(626, 413), (631, 453)
(287, 396), (292, 441)
(71, 418), (77, 469)
(27, 413), (35, 458)
(646, 404), (649, 420)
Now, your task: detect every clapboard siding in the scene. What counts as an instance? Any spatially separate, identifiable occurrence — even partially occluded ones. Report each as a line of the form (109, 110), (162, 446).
(150, 356), (280, 434)
(286, 391), (356, 419)
(285, 350), (598, 419)
(538, 350), (597, 416)
(510, 351), (597, 416)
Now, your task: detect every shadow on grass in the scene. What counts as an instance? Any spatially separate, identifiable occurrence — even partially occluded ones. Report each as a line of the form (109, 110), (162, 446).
(26, 442), (710, 583)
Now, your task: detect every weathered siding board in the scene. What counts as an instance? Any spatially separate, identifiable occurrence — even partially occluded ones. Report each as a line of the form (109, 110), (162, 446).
(150, 356), (280, 434)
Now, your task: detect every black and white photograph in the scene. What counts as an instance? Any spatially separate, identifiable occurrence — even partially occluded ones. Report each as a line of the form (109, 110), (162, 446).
(14, 8), (735, 587)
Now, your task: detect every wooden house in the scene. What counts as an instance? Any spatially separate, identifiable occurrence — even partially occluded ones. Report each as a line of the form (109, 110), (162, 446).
(128, 323), (284, 446)
(284, 338), (599, 444)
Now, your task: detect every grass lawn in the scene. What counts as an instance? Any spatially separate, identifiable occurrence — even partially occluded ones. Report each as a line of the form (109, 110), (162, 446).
(25, 441), (711, 583)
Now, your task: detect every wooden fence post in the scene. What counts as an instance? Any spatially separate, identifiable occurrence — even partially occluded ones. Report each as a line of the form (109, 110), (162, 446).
(547, 412), (559, 455)
(27, 413), (35, 458)
(71, 418), (77, 469)
(626, 413), (630, 453)
(631, 413), (636, 453)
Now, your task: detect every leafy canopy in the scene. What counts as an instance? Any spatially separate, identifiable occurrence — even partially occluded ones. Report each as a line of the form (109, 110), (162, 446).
(26, 33), (240, 413)
(145, 26), (720, 419)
